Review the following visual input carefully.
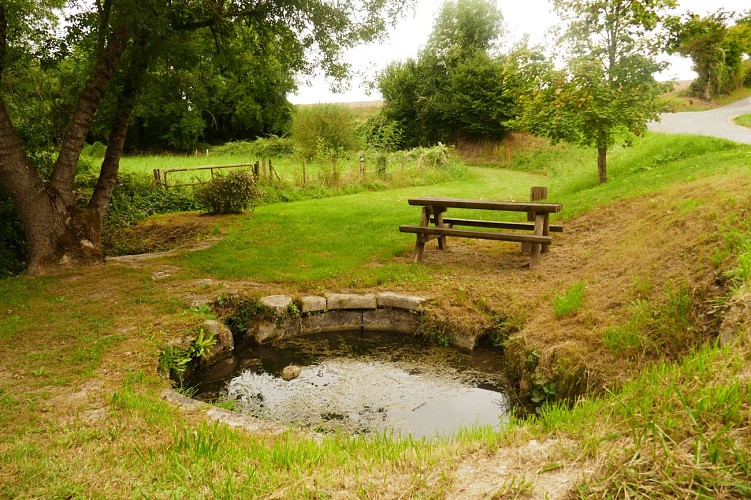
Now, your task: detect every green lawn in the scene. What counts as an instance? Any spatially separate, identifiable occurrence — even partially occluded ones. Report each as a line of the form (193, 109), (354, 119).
(179, 133), (750, 284)
(735, 113), (751, 129)
(2, 131), (751, 497)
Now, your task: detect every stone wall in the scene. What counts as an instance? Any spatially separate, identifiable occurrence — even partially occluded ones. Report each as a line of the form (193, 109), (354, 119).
(249, 292), (428, 344)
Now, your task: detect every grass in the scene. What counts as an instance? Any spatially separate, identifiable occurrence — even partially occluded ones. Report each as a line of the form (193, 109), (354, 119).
(553, 281), (586, 318)
(178, 166), (546, 284)
(735, 113), (751, 129)
(659, 85), (751, 112)
(2, 130), (751, 497)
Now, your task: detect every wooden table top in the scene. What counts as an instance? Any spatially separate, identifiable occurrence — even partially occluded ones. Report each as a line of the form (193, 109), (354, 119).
(407, 196), (563, 213)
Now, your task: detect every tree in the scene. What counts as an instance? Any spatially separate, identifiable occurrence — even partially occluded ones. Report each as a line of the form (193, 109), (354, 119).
(668, 11), (751, 100)
(524, 0), (673, 184)
(290, 104), (359, 161)
(0, 0), (414, 274)
(378, 0), (513, 147)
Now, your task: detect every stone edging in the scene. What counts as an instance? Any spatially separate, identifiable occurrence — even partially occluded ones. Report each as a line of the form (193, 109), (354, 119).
(249, 292), (429, 344)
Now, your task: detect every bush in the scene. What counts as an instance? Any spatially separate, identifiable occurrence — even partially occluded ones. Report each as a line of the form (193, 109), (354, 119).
(195, 170), (260, 214)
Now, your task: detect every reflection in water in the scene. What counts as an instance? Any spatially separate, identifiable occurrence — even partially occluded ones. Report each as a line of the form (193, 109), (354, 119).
(191, 330), (509, 438)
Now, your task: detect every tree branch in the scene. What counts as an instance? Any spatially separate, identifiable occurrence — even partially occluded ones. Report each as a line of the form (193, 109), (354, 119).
(89, 47), (147, 217)
(49, 19), (129, 207)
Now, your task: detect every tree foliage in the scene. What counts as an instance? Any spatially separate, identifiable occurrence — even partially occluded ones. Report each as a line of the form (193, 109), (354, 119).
(290, 104), (360, 160)
(667, 10), (751, 100)
(377, 0), (522, 147)
(523, 0), (674, 184)
(0, 0), (415, 274)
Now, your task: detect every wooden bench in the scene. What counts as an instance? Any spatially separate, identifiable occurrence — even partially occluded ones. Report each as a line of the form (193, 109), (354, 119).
(399, 196), (564, 268)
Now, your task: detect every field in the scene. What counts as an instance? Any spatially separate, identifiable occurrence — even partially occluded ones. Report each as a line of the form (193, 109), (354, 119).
(1, 132), (751, 497)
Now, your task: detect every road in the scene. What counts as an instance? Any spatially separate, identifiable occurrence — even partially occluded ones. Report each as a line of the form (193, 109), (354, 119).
(648, 97), (751, 145)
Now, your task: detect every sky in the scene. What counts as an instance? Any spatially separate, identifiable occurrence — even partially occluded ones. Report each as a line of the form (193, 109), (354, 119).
(289, 0), (750, 104)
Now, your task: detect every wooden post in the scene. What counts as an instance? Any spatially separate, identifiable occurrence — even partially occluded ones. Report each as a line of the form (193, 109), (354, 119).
(152, 168), (163, 188)
(253, 161), (260, 179)
(262, 159), (267, 178)
(302, 159), (307, 185)
(435, 207), (448, 250)
(269, 159), (281, 181)
(359, 156), (365, 177)
(413, 207), (431, 262)
(530, 214), (546, 269)
(522, 186), (548, 254)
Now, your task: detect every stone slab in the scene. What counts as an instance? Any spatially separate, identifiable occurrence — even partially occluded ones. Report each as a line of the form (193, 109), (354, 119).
(255, 318), (300, 344)
(362, 308), (421, 333)
(327, 293), (376, 310)
(299, 295), (327, 314)
(301, 311), (363, 334)
(376, 292), (428, 311)
(260, 295), (294, 312)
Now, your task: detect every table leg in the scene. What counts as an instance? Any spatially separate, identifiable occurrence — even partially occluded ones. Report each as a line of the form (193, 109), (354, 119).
(541, 213), (551, 254)
(435, 208), (447, 250)
(412, 206), (431, 262)
(522, 210), (535, 254)
(530, 213), (545, 269)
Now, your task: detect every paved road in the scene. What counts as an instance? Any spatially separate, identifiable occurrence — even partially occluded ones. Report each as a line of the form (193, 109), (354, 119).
(648, 97), (751, 144)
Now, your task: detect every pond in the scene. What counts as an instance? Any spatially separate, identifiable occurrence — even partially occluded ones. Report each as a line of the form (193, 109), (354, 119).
(189, 330), (509, 438)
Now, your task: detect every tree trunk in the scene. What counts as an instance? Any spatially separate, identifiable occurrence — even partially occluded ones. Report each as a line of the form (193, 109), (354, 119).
(0, 99), (103, 274)
(0, 7), (129, 274)
(597, 146), (607, 184)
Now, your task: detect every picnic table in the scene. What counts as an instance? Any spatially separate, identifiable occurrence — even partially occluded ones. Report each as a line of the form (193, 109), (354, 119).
(399, 196), (564, 269)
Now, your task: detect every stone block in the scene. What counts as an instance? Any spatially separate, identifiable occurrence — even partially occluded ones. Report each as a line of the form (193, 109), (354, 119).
(362, 309), (421, 333)
(301, 311), (363, 334)
(260, 295), (294, 312)
(376, 292), (428, 311)
(299, 295), (327, 314)
(255, 318), (300, 344)
(327, 293), (376, 310)
(201, 319), (234, 365)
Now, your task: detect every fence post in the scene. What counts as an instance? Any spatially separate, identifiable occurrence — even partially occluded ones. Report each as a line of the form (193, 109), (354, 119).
(262, 158), (267, 178)
(522, 186), (548, 254)
(302, 159), (307, 185)
(359, 156), (365, 177)
(153, 168), (163, 188)
(253, 161), (260, 179)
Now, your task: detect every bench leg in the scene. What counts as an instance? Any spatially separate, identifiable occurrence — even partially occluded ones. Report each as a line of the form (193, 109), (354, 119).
(530, 214), (545, 269)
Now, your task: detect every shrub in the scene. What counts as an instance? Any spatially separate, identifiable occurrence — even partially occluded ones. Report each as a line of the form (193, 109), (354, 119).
(195, 170), (260, 214)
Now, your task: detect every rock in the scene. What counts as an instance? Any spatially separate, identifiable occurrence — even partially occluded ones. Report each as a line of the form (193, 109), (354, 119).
(260, 295), (294, 312)
(327, 293), (376, 310)
(363, 309), (421, 333)
(202, 319), (234, 365)
(299, 295), (327, 313)
(300, 311), (363, 334)
(376, 292), (428, 311)
(255, 318), (300, 344)
(281, 365), (301, 381)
